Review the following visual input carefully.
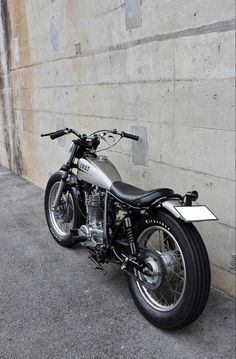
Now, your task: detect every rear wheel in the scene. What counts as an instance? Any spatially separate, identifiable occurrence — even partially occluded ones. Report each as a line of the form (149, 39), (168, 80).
(44, 172), (84, 247)
(127, 210), (211, 330)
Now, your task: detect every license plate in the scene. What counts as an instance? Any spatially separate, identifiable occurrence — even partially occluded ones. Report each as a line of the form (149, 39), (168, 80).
(174, 205), (218, 222)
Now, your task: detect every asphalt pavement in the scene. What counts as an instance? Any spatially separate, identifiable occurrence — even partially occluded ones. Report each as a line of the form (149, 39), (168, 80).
(0, 165), (235, 359)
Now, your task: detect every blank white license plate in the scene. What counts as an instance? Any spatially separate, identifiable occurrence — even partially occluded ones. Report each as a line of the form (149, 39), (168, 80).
(174, 205), (218, 222)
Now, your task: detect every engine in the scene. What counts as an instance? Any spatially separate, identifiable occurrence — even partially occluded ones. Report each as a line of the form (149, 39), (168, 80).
(79, 188), (105, 246)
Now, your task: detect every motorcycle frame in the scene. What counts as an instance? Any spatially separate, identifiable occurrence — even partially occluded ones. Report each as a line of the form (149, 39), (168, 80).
(55, 140), (184, 251)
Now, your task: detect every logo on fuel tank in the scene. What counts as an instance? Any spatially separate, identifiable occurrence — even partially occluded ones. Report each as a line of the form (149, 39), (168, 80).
(79, 163), (90, 172)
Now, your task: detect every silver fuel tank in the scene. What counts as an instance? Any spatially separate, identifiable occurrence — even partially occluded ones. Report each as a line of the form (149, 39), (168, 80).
(77, 155), (121, 190)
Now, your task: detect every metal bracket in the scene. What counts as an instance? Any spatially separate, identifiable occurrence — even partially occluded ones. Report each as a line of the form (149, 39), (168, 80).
(121, 257), (129, 270)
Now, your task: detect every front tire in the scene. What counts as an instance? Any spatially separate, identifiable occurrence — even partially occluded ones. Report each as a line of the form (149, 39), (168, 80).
(44, 172), (84, 247)
(127, 210), (211, 330)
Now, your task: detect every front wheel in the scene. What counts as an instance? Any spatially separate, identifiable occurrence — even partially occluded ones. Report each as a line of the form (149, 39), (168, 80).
(44, 172), (84, 247)
(127, 210), (211, 330)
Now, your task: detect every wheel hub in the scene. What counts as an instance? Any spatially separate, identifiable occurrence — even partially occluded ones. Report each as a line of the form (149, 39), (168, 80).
(161, 250), (180, 281)
(54, 195), (73, 224)
(140, 249), (165, 290)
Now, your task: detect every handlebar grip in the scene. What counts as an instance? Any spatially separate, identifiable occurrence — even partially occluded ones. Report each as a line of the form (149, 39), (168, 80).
(50, 129), (66, 140)
(122, 132), (139, 141)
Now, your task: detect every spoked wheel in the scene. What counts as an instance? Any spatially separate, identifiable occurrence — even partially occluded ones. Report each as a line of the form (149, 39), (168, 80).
(136, 227), (186, 311)
(127, 210), (211, 330)
(44, 172), (83, 247)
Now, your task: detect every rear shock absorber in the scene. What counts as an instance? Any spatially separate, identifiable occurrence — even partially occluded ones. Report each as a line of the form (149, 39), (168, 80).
(124, 217), (137, 255)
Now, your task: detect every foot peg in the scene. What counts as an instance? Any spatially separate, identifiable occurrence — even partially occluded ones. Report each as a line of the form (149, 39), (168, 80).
(70, 228), (87, 243)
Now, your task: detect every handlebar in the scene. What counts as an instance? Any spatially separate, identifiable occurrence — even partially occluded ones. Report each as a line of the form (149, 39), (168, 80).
(41, 128), (139, 152)
(41, 128), (139, 142)
(41, 128), (70, 139)
(121, 131), (139, 141)
(41, 128), (79, 140)
(50, 129), (68, 140)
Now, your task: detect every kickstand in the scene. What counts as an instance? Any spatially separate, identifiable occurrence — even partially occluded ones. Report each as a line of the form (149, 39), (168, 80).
(89, 256), (107, 275)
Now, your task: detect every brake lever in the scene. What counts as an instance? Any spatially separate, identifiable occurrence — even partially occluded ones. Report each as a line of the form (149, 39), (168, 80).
(108, 135), (115, 143)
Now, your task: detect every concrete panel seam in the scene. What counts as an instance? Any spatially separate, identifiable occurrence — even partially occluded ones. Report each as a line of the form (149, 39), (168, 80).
(215, 222), (236, 230)
(9, 19), (235, 72)
(149, 158), (235, 182)
(79, 18), (235, 57)
(184, 125), (234, 133)
(12, 107), (156, 124)
(10, 77), (236, 88)
(12, 106), (235, 133)
(211, 262), (236, 275)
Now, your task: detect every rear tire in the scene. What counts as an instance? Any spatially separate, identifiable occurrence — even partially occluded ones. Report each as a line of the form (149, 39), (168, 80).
(127, 210), (211, 330)
(44, 172), (84, 247)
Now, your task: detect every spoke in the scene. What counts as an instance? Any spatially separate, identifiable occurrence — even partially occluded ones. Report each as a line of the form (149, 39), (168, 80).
(160, 292), (170, 306)
(173, 272), (178, 296)
(172, 289), (182, 295)
(168, 267), (185, 282)
(163, 233), (172, 241)
(164, 274), (176, 303)
(164, 241), (170, 251)
(151, 292), (163, 306)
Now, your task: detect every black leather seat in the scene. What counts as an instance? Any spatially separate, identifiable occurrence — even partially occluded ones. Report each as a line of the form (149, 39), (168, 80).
(110, 181), (174, 207)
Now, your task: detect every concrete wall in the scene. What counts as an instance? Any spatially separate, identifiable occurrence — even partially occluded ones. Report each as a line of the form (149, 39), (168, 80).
(0, 0), (235, 295)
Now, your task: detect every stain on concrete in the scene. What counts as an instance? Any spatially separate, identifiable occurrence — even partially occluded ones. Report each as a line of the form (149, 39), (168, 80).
(0, 0), (34, 176)
(50, 17), (60, 52)
(10, 0), (37, 180)
(15, 110), (24, 136)
(0, 1), (11, 68)
(131, 126), (147, 166)
(56, 118), (65, 146)
(77, 18), (235, 58)
(75, 43), (81, 55)
(13, 37), (20, 65)
(12, 119), (23, 175)
(125, 0), (142, 30)
(0, 0), (14, 169)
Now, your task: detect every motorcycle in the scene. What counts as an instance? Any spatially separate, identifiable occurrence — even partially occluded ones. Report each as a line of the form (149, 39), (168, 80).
(41, 127), (217, 330)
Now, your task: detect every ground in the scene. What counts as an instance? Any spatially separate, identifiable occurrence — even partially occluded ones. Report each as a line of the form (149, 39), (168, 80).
(0, 166), (235, 359)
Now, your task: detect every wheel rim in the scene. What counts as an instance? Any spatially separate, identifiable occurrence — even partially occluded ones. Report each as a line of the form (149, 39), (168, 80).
(48, 182), (75, 237)
(135, 225), (186, 312)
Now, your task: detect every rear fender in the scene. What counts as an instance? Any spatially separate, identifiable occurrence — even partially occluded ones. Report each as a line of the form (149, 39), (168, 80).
(160, 199), (182, 219)
(158, 199), (218, 223)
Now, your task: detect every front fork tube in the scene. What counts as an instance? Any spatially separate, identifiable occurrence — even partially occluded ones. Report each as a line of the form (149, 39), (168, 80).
(52, 173), (67, 210)
(52, 143), (77, 210)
